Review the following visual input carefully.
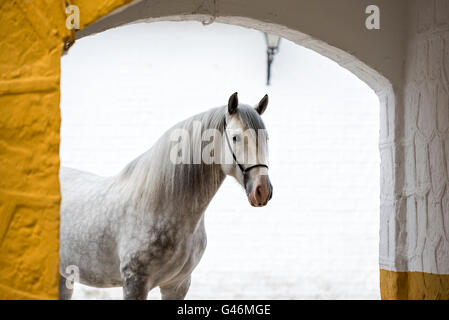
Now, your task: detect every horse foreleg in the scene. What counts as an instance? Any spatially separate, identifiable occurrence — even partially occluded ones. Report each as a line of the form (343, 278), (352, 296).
(121, 260), (152, 300)
(58, 275), (74, 300)
(160, 276), (191, 300)
(121, 272), (151, 300)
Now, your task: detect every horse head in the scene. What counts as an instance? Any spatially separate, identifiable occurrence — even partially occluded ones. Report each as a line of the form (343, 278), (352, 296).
(221, 92), (273, 207)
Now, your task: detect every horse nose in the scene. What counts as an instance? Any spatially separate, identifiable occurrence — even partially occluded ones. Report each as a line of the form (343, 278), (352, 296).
(254, 178), (271, 206)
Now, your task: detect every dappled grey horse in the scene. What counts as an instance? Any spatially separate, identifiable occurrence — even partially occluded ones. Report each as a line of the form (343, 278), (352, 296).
(59, 93), (273, 299)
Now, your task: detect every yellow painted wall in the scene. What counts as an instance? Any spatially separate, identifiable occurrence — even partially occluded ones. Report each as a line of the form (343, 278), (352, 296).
(381, 270), (449, 300)
(0, 0), (130, 300)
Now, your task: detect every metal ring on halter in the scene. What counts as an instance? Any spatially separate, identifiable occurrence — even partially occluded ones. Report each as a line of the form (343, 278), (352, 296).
(223, 118), (269, 175)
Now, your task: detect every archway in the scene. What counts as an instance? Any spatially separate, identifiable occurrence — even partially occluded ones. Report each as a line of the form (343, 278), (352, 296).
(75, 2), (399, 299)
(61, 21), (381, 299)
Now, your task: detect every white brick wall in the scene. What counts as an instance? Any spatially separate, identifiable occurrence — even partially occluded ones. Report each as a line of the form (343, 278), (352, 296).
(61, 21), (380, 299)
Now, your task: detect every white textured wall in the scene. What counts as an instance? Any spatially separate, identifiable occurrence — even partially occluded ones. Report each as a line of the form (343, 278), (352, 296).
(61, 22), (380, 299)
(384, 0), (449, 274)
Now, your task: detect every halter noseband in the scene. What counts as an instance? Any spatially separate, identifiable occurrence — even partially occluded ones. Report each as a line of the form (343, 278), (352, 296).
(223, 117), (269, 176)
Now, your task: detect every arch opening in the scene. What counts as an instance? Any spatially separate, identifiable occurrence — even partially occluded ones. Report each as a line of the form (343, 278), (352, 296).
(61, 20), (378, 300)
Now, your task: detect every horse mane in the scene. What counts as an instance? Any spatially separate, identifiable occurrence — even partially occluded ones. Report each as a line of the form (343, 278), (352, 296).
(111, 104), (265, 212)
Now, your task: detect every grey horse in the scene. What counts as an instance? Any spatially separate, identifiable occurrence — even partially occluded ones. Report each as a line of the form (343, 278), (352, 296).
(59, 93), (273, 299)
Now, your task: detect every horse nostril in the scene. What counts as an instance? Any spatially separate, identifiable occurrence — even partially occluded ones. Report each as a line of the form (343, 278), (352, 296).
(256, 185), (262, 201)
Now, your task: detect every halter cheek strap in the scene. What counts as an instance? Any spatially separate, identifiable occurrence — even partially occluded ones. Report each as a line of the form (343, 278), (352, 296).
(223, 118), (269, 176)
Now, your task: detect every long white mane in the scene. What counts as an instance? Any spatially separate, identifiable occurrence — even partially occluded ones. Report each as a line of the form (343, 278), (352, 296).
(109, 105), (265, 213)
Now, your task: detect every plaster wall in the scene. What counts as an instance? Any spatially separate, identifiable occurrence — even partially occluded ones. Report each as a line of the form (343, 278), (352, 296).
(379, 0), (449, 299)
(394, 0), (449, 275)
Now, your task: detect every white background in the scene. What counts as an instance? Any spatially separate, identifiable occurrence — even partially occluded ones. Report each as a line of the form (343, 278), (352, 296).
(60, 21), (380, 299)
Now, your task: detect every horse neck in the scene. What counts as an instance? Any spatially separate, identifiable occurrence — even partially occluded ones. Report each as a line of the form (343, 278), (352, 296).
(172, 162), (226, 213)
(114, 113), (227, 220)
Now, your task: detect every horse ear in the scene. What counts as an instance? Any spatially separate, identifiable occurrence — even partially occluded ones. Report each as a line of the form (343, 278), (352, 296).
(256, 94), (268, 115)
(228, 92), (238, 115)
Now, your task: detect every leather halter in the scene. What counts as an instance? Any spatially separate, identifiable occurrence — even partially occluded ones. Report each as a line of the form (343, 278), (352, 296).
(223, 117), (269, 176)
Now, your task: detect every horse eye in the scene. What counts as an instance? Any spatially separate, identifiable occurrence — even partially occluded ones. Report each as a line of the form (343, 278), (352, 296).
(232, 135), (240, 143)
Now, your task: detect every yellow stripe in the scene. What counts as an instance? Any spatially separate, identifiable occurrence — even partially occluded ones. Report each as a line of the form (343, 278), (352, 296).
(380, 269), (449, 300)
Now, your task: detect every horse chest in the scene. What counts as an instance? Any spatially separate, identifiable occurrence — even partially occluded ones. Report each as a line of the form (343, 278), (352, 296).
(153, 226), (207, 284)
(120, 218), (207, 286)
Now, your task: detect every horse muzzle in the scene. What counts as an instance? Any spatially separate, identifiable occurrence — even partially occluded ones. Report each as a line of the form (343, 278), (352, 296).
(246, 175), (273, 207)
